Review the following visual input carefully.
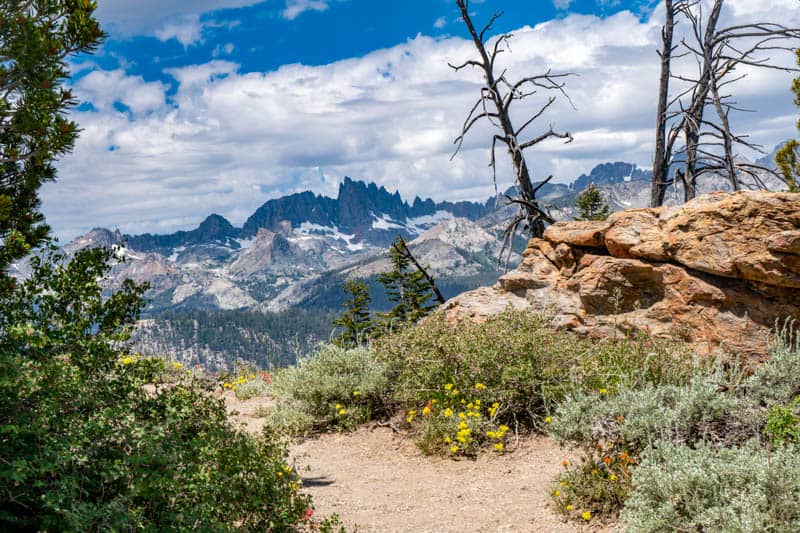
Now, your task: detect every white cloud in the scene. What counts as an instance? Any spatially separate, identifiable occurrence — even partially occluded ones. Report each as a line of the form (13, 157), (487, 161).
(434, 16), (448, 29)
(154, 15), (204, 47)
(553, 0), (574, 9)
(96, 0), (264, 43)
(44, 2), (800, 240)
(282, 0), (329, 20)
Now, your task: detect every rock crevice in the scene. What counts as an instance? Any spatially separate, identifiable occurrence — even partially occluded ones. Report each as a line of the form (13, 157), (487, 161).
(444, 191), (800, 357)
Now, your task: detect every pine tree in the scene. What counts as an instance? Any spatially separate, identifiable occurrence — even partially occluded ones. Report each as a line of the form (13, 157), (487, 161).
(574, 184), (611, 221)
(776, 48), (800, 193)
(0, 2), (104, 279)
(333, 279), (372, 348)
(377, 237), (437, 330)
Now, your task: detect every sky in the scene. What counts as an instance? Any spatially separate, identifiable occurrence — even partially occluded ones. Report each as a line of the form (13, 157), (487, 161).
(41, 0), (800, 241)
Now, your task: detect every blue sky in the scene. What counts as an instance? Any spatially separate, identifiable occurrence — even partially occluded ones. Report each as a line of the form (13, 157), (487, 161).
(43, 0), (800, 240)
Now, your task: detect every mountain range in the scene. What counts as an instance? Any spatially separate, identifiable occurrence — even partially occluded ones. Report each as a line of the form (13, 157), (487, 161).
(24, 152), (784, 369)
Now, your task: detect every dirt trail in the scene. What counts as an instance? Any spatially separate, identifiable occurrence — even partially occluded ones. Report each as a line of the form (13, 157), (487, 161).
(225, 393), (616, 532)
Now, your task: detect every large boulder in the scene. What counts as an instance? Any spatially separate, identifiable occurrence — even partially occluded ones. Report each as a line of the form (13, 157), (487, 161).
(444, 191), (800, 357)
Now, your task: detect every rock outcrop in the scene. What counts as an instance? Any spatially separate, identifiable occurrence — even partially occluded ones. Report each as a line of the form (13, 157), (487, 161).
(444, 191), (800, 357)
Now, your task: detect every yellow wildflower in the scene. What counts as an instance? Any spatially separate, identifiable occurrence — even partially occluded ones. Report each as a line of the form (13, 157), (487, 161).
(450, 445), (459, 453)
(422, 406), (431, 416)
(494, 443), (504, 451)
(486, 431), (497, 438)
(566, 504), (574, 511)
(545, 416), (552, 424)
(554, 490), (561, 497)
(444, 383), (453, 391)
(458, 421), (469, 430)
(599, 388), (608, 395)
(475, 382), (486, 390)
(335, 404), (342, 410)
(457, 436), (467, 443)
(444, 437), (452, 444)
(338, 409), (346, 415)
(499, 425), (510, 432)
(444, 408), (454, 417)
(458, 412), (467, 420)
(467, 402), (474, 409)
(474, 399), (481, 406)
(609, 474), (617, 482)
(353, 390), (360, 397)
(172, 362), (183, 370)
(120, 356), (136, 365)
(582, 511), (592, 521)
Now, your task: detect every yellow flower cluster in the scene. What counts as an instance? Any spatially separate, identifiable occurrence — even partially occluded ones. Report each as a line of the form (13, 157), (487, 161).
(409, 382), (511, 456)
(222, 373), (256, 391)
(119, 356), (137, 366)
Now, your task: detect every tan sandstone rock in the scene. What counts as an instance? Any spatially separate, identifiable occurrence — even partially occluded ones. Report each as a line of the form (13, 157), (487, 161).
(443, 191), (800, 357)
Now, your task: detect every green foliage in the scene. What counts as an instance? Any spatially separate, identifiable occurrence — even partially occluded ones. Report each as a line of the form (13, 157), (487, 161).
(552, 450), (635, 521)
(0, 1), (104, 274)
(549, 323), (800, 522)
(765, 398), (800, 447)
(374, 309), (694, 431)
(549, 370), (746, 455)
(622, 441), (800, 532)
(333, 279), (373, 348)
(574, 184), (610, 221)
(266, 343), (390, 435)
(408, 383), (511, 457)
(775, 49), (800, 192)
(0, 248), (319, 530)
(377, 237), (438, 329)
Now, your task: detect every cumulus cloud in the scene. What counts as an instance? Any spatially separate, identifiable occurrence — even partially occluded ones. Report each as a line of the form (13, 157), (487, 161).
(434, 16), (448, 29)
(44, 1), (800, 240)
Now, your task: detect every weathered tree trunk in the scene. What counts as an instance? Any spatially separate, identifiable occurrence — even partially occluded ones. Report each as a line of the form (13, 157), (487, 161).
(651, 0), (676, 208)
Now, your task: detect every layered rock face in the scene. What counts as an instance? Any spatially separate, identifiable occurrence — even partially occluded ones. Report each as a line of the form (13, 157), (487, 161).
(444, 191), (800, 357)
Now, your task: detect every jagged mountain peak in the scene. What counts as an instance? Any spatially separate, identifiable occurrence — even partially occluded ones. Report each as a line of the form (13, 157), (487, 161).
(63, 227), (124, 254)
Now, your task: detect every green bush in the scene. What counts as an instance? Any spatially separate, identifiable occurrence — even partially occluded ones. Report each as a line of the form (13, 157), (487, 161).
(408, 383), (511, 457)
(549, 324), (800, 523)
(0, 248), (324, 530)
(549, 371), (751, 453)
(623, 441), (800, 532)
(373, 310), (695, 430)
(266, 343), (390, 435)
(764, 398), (800, 447)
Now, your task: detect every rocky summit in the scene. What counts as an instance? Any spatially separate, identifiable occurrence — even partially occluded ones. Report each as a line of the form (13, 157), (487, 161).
(444, 191), (800, 358)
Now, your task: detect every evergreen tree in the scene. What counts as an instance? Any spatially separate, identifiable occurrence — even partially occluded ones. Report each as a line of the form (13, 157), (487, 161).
(377, 237), (437, 330)
(333, 279), (372, 348)
(574, 184), (611, 221)
(0, 1), (104, 277)
(776, 48), (800, 193)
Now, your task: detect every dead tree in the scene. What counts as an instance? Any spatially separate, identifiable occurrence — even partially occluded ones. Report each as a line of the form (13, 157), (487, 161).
(450, 0), (573, 259)
(651, 0), (689, 207)
(390, 238), (446, 305)
(652, 0), (800, 204)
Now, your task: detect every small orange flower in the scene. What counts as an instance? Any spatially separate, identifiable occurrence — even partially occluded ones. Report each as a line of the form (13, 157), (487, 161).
(603, 456), (612, 465)
(561, 460), (569, 468)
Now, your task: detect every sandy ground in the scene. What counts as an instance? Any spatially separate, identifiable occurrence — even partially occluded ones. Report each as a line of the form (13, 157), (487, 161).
(224, 393), (618, 532)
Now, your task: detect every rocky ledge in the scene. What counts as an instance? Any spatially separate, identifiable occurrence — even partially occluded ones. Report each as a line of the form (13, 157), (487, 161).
(443, 191), (800, 357)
